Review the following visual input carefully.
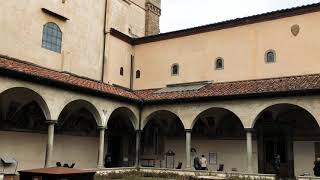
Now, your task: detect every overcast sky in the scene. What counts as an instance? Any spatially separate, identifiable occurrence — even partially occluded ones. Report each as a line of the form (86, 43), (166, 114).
(160, 0), (320, 33)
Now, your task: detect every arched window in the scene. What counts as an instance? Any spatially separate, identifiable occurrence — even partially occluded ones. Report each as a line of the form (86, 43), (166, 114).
(265, 50), (276, 63)
(171, 64), (179, 76)
(136, 70), (140, 79)
(215, 58), (224, 70)
(42, 22), (62, 53)
(120, 67), (124, 76)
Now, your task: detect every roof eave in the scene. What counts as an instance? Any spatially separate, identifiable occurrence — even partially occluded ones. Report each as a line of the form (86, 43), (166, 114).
(0, 68), (143, 104)
(141, 89), (320, 105)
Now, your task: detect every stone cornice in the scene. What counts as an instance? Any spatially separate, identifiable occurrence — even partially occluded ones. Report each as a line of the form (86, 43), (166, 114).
(146, 2), (161, 16)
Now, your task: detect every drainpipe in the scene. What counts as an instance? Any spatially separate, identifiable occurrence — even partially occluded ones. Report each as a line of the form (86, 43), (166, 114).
(130, 55), (134, 90)
(101, 0), (108, 82)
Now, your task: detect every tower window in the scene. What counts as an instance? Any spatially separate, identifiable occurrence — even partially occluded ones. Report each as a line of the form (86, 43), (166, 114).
(171, 64), (179, 76)
(136, 70), (140, 79)
(265, 50), (276, 63)
(120, 67), (124, 76)
(215, 58), (224, 70)
(42, 22), (62, 53)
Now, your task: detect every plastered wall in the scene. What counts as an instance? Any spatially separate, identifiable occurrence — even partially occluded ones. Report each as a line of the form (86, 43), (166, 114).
(0, 131), (47, 171)
(104, 35), (134, 88)
(108, 0), (146, 37)
(134, 11), (320, 90)
(0, 0), (105, 80)
(294, 141), (315, 176)
(53, 135), (99, 169)
(164, 138), (258, 172)
(0, 131), (100, 171)
(0, 0), (147, 84)
(153, 138), (316, 176)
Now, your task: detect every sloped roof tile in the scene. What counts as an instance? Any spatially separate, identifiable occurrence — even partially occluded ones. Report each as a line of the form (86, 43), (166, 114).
(1, 56), (320, 104)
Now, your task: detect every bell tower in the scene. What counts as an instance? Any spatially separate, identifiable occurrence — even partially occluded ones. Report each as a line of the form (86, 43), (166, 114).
(145, 0), (161, 36)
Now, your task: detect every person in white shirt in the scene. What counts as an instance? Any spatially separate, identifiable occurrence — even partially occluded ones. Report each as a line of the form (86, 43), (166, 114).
(200, 154), (208, 170)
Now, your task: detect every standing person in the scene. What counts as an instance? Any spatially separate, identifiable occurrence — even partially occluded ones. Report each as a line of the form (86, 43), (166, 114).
(314, 157), (320, 176)
(200, 154), (208, 170)
(194, 156), (201, 170)
(272, 154), (281, 176)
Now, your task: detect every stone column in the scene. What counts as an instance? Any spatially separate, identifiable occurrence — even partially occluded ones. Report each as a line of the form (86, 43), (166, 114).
(45, 120), (56, 168)
(135, 130), (141, 167)
(286, 126), (294, 177)
(185, 129), (192, 169)
(98, 126), (106, 168)
(246, 129), (254, 173)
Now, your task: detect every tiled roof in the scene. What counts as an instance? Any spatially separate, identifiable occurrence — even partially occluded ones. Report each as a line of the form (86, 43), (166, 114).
(1, 56), (320, 104)
(0, 56), (141, 101)
(134, 74), (320, 103)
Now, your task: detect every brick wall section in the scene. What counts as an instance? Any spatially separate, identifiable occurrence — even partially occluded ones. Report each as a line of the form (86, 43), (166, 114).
(145, 0), (161, 36)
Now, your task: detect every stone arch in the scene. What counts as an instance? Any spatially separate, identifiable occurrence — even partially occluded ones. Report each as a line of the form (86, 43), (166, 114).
(141, 110), (185, 166)
(252, 103), (319, 177)
(107, 107), (138, 130)
(55, 99), (101, 168)
(251, 103), (319, 129)
(0, 87), (51, 170)
(58, 99), (102, 127)
(0, 87), (51, 120)
(142, 109), (185, 130)
(106, 107), (138, 167)
(191, 107), (244, 129)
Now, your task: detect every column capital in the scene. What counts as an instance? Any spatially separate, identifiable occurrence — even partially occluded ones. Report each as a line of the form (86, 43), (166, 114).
(46, 120), (57, 124)
(135, 129), (142, 133)
(185, 129), (192, 133)
(245, 128), (255, 132)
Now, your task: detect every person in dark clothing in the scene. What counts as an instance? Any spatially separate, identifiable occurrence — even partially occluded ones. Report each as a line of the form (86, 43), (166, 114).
(272, 154), (281, 176)
(194, 156), (201, 170)
(314, 157), (320, 176)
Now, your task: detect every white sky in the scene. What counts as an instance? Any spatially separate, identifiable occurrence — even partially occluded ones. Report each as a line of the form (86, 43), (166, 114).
(160, 0), (320, 33)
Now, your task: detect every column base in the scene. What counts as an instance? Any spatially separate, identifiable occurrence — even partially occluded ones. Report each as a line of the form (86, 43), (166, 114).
(97, 165), (105, 169)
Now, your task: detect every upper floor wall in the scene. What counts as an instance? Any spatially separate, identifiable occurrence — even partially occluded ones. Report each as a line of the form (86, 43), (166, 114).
(0, 0), (106, 80)
(108, 0), (146, 37)
(0, 0), (160, 84)
(104, 34), (134, 88)
(104, 0), (161, 89)
(133, 11), (320, 90)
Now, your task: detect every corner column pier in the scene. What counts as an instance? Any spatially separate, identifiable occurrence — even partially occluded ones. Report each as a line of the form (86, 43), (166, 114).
(135, 130), (141, 167)
(45, 120), (57, 168)
(185, 129), (192, 170)
(97, 126), (106, 168)
(245, 128), (254, 173)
